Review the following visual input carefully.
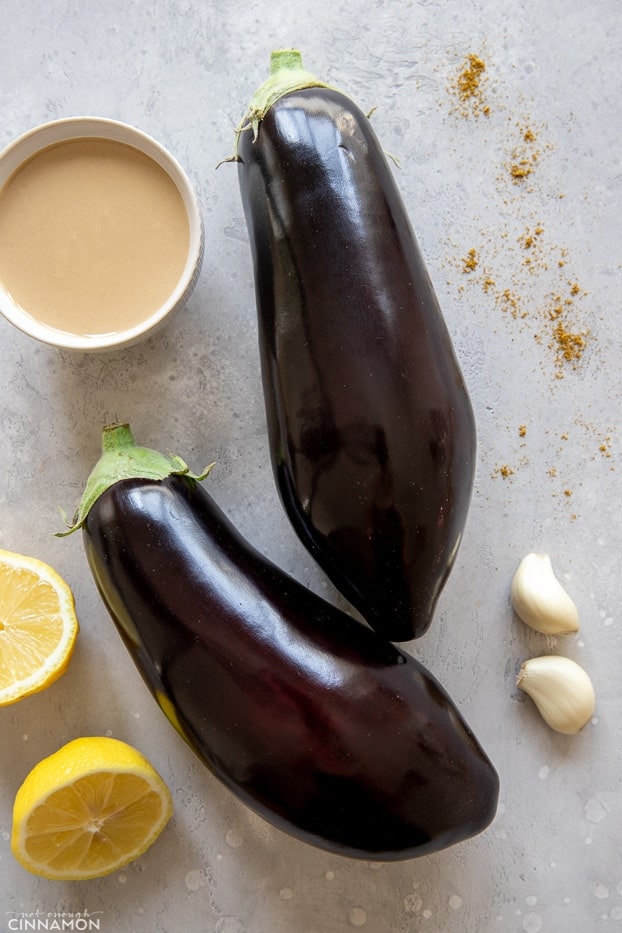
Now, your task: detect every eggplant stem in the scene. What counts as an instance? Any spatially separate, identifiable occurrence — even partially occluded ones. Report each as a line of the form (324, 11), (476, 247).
(231, 49), (333, 159)
(55, 423), (215, 536)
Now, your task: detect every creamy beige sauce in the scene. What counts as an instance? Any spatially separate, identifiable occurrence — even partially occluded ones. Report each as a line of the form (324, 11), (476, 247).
(0, 138), (190, 336)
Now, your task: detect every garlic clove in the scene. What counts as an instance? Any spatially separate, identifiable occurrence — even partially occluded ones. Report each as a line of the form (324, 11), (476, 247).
(517, 655), (595, 734)
(510, 553), (580, 635)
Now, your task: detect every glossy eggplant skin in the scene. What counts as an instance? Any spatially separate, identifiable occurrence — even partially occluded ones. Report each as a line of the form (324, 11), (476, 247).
(83, 474), (498, 861)
(238, 86), (476, 642)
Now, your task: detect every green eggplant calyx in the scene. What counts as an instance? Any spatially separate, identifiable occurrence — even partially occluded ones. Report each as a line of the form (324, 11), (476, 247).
(232, 49), (332, 158)
(56, 422), (214, 536)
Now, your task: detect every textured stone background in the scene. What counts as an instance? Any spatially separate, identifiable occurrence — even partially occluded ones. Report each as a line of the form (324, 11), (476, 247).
(0, 1), (620, 931)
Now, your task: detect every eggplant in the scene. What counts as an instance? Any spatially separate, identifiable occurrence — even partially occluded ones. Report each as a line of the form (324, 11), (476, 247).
(64, 424), (498, 861)
(236, 50), (476, 642)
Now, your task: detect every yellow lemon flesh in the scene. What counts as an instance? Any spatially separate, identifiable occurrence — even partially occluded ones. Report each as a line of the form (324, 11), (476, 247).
(0, 548), (79, 705)
(12, 736), (173, 880)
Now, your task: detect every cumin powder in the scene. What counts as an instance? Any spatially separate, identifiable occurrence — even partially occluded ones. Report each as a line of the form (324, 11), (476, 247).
(450, 53), (490, 117)
(462, 248), (479, 272)
(458, 54), (486, 99)
(553, 320), (587, 365)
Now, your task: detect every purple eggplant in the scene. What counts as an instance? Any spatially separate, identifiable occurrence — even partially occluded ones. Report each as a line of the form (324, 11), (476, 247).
(61, 423), (498, 861)
(236, 50), (476, 642)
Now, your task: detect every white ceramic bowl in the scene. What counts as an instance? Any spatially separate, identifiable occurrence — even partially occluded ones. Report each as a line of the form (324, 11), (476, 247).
(0, 117), (203, 351)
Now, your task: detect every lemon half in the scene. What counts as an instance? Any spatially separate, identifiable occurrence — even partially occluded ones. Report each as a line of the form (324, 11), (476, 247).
(0, 548), (79, 705)
(12, 736), (173, 880)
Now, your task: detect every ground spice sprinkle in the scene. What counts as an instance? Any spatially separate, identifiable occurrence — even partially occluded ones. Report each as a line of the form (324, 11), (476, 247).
(462, 248), (479, 272)
(508, 125), (541, 183)
(458, 54), (486, 98)
(449, 53), (490, 117)
(552, 320), (587, 365)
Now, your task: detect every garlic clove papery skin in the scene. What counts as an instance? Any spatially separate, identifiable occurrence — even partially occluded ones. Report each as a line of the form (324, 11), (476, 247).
(517, 655), (595, 734)
(510, 553), (580, 635)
